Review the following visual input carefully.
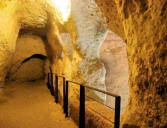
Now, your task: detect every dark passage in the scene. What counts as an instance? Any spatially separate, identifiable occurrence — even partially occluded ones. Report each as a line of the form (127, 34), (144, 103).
(21, 54), (47, 64)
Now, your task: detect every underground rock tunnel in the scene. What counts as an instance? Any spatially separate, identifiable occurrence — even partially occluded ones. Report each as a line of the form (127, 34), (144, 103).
(0, 0), (167, 128)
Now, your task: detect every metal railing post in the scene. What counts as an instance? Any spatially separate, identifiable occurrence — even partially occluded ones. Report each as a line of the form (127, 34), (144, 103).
(65, 80), (69, 117)
(48, 74), (121, 128)
(47, 73), (50, 89)
(50, 73), (54, 96)
(79, 85), (85, 128)
(63, 77), (66, 113)
(55, 75), (58, 103)
(114, 96), (121, 128)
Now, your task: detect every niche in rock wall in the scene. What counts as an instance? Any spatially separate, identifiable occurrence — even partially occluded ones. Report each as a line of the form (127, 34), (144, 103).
(7, 34), (47, 82)
(9, 54), (47, 81)
(100, 31), (129, 113)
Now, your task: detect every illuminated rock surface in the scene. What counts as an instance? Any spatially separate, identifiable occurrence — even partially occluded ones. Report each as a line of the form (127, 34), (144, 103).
(100, 31), (129, 114)
(0, 0), (166, 128)
(7, 35), (47, 81)
(96, 0), (167, 127)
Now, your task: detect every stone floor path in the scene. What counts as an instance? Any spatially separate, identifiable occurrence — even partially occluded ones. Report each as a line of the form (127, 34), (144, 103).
(0, 81), (77, 128)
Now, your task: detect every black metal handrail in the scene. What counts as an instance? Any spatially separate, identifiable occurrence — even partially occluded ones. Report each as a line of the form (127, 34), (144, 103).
(46, 72), (121, 128)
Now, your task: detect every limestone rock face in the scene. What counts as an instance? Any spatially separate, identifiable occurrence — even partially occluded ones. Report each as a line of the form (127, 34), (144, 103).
(0, 0), (48, 85)
(0, 0), (167, 127)
(100, 31), (129, 113)
(95, 0), (125, 40)
(0, 0), (20, 84)
(7, 35), (47, 81)
(10, 58), (45, 81)
(47, 0), (109, 102)
(71, 0), (107, 100)
(96, 0), (167, 127)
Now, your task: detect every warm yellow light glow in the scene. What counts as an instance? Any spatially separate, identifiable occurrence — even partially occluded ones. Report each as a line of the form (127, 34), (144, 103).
(52, 0), (71, 23)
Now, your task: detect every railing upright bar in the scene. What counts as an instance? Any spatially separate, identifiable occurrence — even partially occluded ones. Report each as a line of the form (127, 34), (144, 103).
(114, 96), (121, 128)
(79, 85), (85, 128)
(63, 77), (66, 113)
(47, 73), (50, 89)
(49, 73), (51, 93)
(65, 80), (69, 117)
(50, 73), (54, 96)
(52, 74), (121, 128)
(55, 75), (58, 103)
(48, 73), (51, 90)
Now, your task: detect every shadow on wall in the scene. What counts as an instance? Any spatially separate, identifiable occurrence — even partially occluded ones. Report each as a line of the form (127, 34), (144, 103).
(7, 54), (47, 82)
(21, 54), (46, 64)
(100, 30), (129, 114)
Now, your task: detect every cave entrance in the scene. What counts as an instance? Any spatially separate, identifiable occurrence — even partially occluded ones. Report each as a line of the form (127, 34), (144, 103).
(100, 30), (129, 113)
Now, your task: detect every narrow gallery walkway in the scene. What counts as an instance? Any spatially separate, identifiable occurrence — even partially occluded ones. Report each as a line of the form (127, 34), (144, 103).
(0, 81), (77, 128)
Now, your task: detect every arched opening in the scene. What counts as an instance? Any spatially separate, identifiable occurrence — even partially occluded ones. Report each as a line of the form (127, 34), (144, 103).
(100, 30), (129, 113)
(21, 54), (47, 64)
(6, 34), (47, 82)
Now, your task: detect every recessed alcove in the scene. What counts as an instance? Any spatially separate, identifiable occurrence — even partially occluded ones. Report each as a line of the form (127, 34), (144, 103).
(100, 30), (129, 113)
(7, 34), (47, 82)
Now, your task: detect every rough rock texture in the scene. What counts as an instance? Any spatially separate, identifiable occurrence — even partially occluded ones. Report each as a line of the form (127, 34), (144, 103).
(95, 0), (167, 127)
(0, 0), (167, 128)
(46, 0), (108, 101)
(0, 0), (48, 85)
(9, 58), (45, 82)
(7, 34), (47, 81)
(67, 0), (108, 101)
(100, 31), (129, 113)
(0, 0), (20, 85)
